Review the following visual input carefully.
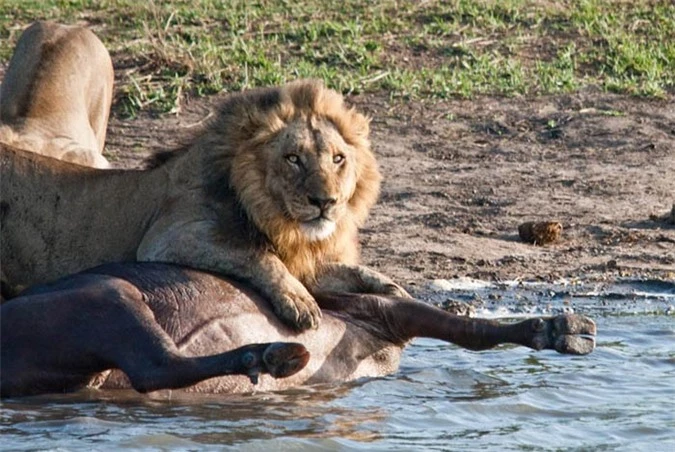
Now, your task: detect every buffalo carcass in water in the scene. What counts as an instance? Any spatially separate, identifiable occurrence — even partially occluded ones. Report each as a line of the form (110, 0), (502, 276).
(0, 263), (596, 398)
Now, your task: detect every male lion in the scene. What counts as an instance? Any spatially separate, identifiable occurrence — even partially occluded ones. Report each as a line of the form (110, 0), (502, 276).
(0, 21), (112, 168)
(1, 78), (407, 330)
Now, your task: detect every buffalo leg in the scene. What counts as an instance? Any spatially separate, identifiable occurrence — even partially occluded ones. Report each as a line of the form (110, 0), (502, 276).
(120, 342), (309, 392)
(1, 275), (309, 397)
(317, 293), (596, 355)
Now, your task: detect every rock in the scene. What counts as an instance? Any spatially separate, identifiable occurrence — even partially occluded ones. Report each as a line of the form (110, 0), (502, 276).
(436, 299), (476, 316)
(518, 221), (563, 246)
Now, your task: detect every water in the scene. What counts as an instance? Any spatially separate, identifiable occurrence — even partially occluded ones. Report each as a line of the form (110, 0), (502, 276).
(2, 280), (674, 451)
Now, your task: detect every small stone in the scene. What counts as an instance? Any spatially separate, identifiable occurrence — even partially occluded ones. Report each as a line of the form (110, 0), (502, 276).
(518, 221), (563, 245)
(438, 299), (475, 316)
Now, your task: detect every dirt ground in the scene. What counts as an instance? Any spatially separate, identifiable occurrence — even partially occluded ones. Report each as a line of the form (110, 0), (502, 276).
(104, 89), (675, 292)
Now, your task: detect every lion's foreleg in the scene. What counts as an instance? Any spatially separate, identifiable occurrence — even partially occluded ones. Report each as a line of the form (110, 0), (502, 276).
(137, 221), (322, 331)
(233, 253), (323, 331)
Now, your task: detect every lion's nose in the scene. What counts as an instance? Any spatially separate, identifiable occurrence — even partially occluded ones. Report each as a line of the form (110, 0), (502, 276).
(308, 196), (337, 210)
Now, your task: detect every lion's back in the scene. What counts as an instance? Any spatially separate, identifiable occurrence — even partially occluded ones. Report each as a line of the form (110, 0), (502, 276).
(0, 21), (113, 168)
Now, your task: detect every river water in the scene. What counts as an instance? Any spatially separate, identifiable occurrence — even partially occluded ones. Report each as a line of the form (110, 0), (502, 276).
(2, 279), (674, 451)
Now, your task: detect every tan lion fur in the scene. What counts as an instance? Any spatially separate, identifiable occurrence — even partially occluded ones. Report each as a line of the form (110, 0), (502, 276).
(0, 21), (112, 168)
(2, 78), (406, 330)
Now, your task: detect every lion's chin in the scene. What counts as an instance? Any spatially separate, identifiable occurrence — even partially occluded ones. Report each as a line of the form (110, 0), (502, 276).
(299, 219), (336, 242)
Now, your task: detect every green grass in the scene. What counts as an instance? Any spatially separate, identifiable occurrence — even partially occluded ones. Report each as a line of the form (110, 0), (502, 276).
(1, 0), (673, 116)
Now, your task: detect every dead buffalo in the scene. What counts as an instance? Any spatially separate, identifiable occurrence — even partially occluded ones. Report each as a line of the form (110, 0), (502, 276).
(0, 263), (596, 398)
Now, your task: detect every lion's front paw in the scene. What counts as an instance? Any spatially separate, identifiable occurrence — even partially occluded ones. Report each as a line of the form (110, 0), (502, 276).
(271, 284), (322, 331)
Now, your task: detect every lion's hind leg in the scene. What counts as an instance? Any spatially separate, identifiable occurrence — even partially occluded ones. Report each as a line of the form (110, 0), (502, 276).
(0, 21), (113, 168)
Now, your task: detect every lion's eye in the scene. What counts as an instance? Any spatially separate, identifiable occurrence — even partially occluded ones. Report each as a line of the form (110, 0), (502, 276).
(286, 154), (300, 165)
(333, 154), (345, 164)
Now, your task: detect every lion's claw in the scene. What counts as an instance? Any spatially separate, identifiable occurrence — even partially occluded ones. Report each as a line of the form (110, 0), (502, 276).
(272, 288), (322, 331)
(529, 314), (596, 355)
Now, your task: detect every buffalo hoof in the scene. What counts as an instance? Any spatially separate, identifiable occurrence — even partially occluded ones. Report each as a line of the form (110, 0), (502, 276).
(242, 342), (310, 384)
(530, 314), (596, 355)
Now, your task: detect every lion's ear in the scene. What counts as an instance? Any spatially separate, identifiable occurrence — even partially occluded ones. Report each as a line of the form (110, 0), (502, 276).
(331, 107), (370, 153)
(347, 109), (370, 141)
(214, 87), (287, 145)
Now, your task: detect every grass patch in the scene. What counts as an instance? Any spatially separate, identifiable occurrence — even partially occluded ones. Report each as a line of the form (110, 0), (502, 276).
(1, 0), (673, 116)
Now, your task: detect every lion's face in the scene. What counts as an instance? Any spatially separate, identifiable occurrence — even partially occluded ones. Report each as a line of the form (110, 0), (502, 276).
(264, 118), (358, 242)
(211, 80), (381, 270)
